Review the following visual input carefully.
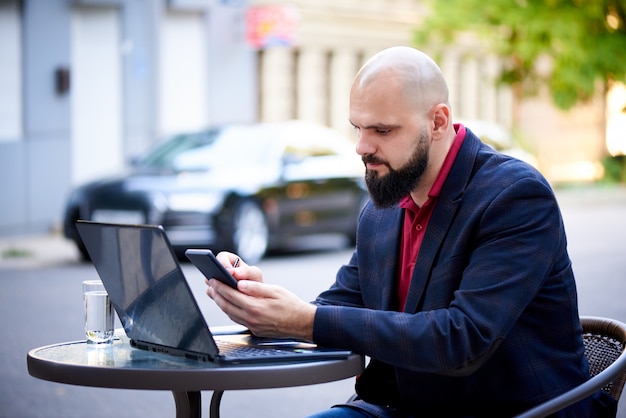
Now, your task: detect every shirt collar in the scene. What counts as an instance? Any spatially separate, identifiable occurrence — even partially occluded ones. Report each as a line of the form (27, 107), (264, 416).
(400, 123), (466, 208)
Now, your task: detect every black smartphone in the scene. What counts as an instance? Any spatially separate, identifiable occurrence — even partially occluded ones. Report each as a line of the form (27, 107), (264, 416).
(185, 249), (238, 289)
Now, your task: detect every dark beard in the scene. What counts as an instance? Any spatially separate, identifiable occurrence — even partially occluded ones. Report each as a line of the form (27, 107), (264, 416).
(364, 131), (429, 208)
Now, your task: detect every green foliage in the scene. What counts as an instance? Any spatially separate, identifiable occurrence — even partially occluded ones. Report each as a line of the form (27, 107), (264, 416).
(2, 246), (32, 259)
(601, 155), (626, 183)
(416, 0), (626, 110)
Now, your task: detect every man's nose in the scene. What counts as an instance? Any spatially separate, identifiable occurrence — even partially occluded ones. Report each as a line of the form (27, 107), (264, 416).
(355, 131), (376, 157)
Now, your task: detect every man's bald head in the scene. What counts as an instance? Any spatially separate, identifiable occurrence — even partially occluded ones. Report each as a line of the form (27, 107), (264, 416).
(353, 46), (449, 114)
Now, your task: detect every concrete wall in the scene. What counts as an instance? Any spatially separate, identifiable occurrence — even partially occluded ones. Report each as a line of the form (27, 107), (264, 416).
(0, 0), (255, 236)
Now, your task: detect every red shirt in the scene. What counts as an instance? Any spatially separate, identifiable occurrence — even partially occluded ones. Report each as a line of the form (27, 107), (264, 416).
(397, 124), (466, 310)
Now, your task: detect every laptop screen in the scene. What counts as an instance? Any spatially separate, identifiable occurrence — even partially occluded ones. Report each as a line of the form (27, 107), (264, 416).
(76, 221), (217, 355)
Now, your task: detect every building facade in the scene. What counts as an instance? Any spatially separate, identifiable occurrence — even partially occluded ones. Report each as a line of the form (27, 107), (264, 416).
(0, 0), (256, 236)
(0, 0), (608, 237)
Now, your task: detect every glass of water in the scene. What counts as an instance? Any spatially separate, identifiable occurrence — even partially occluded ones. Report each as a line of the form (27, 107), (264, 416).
(82, 279), (114, 344)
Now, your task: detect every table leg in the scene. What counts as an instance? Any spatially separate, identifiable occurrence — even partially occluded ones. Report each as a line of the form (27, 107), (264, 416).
(172, 391), (201, 418)
(209, 390), (224, 418)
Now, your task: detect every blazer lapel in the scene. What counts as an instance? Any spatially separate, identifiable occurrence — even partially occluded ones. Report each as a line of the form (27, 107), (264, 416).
(402, 130), (481, 313)
(361, 204), (403, 311)
(402, 197), (460, 312)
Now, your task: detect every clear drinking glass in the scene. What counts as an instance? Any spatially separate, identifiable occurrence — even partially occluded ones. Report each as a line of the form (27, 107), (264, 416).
(82, 279), (114, 344)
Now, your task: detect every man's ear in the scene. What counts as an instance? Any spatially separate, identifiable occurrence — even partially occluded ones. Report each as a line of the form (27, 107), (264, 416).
(431, 104), (450, 139)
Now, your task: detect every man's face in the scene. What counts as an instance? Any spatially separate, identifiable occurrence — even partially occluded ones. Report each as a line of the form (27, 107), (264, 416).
(363, 127), (430, 208)
(350, 70), (432, 208)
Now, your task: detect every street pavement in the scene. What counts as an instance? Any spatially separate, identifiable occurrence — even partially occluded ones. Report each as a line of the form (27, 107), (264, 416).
(1, 184), (625, 417)
(2, 184), (625, 273)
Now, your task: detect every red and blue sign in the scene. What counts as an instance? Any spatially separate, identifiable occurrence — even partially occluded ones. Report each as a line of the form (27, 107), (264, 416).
(246, 5), (298, 48)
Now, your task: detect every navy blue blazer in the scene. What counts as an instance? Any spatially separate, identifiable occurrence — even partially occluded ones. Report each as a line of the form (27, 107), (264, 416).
(313, 128), (594, 417)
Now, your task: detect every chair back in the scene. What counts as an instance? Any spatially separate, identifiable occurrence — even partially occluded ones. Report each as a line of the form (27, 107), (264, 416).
(581, 316), (626, 400)
(515, 316), (626, 418)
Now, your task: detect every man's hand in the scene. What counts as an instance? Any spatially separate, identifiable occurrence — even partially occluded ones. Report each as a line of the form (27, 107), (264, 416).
(206, 252), (316, 341)
(214, 251), (264, 283)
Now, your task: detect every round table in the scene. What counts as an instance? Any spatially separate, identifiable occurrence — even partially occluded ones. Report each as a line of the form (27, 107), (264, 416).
(27, 337), (364, 418)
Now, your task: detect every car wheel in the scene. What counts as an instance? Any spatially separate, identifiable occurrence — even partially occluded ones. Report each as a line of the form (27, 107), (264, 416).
(231, 199), (269, 264)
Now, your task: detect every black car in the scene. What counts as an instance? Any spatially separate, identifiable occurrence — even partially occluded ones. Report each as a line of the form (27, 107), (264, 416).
(63, 120), (369, 263)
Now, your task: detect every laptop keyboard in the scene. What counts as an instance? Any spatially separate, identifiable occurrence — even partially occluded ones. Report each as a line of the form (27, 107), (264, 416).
(216, 340), (293, 358)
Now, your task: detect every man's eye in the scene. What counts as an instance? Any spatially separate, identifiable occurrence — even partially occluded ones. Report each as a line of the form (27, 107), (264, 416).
(377, 129), (391, 136)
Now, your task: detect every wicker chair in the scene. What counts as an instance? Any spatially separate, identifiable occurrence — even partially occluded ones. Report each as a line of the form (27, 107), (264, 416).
(515, 316), (626, 418)
(346, 316), (626, 416)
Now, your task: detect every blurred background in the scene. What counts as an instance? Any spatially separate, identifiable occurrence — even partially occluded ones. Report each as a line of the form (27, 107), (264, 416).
(1, 1), (626, 417)
(1, 0), (625, 239)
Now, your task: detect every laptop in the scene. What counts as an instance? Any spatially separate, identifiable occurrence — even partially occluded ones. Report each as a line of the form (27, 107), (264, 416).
(75, 220), (352, 364)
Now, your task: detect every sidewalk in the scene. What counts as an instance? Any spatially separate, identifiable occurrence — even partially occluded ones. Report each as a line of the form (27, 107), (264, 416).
(0, 230), (80, 269)
(1, 184), (625, 269)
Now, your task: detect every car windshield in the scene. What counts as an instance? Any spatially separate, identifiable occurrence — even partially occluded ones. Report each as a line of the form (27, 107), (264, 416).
(138, 127), (276, 173)
(139, 130), (219, 171)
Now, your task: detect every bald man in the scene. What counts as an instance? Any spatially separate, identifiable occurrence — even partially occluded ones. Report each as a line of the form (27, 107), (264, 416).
(207, 47), (613, 417)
